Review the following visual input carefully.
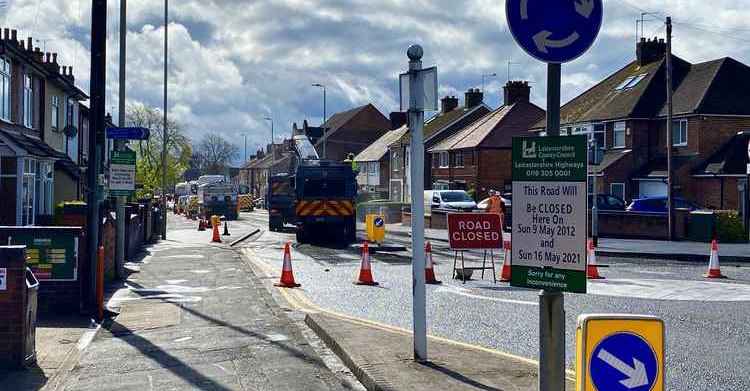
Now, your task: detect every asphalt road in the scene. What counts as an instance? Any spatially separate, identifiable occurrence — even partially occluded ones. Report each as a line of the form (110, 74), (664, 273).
(232, 210), (750, 391)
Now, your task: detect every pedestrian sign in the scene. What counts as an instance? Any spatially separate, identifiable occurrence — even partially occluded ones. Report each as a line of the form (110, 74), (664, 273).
(577, 314), (664, 391)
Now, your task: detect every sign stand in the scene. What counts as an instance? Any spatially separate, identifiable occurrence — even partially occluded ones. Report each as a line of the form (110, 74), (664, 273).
(451, 250), (497, 284)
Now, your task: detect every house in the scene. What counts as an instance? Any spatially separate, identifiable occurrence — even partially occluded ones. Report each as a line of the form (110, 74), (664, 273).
(530, 37), (750, 212)
(313, 103), (390, 162)
(388, 89), (492, 202)
(692, 131), (749, 211)
(0, 30), (86, 226)
(352, 112), (408, 197)
(428, 81), (545, 199)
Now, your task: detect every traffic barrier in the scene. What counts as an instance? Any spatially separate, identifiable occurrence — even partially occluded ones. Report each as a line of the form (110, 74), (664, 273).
(499, 240), (512, 282)
(275, 242), (301, 288)
(211, 220), (222, 243)
(355, 242), (379, 286)
(587, 239), (604, 279)
(704, 239), (727, 279)
(223, 220), (230, 236)
(425, 242), (442, 284)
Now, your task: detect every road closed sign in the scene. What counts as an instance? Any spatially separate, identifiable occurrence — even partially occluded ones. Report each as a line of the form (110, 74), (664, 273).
(447, 213), (503, 250)
(511, 135), (588, 293)
(577, 314), (665, 391)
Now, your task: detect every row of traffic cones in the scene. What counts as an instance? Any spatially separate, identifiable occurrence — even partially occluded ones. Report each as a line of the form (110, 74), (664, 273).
(197, 217), (231, 243)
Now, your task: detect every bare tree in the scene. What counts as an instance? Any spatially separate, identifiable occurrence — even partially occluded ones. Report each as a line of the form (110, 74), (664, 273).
(195, 134), (239, 174)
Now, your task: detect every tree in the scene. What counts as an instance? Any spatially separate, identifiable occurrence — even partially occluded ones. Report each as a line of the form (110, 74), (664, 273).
(126, 103), (192, 197)
(194, 134), (239, 175)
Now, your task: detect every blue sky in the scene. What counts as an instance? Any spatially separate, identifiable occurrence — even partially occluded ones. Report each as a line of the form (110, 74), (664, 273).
(4, 0), (750, 163)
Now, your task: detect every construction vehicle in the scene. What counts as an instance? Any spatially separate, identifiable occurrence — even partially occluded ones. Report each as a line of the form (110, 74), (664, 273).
(284, 135), (358, 244)
(267, 173), (295, 231)
(195, 175), (239, 220)
(238, 184), (254, 212)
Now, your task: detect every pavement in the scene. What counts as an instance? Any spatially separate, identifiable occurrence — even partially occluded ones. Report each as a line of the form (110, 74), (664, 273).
(364, 221), (750, 262)
(53, 214), (353, 391)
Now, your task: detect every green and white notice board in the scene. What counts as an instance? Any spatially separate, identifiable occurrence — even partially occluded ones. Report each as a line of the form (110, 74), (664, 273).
(110, 150), (136, 197)
(511, 135), (588, 293)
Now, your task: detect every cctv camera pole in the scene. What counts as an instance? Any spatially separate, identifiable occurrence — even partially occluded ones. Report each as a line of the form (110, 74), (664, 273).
(407, 44), (427, 362)
(87, 0), (107, 310)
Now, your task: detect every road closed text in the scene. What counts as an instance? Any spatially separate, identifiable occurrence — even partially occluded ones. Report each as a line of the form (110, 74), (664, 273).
(447, 213), (503, 250)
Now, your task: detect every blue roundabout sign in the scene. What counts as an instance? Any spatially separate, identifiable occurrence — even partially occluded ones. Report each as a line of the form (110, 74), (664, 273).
(506, 0), (603, 63)
(590, 332), (659, 391)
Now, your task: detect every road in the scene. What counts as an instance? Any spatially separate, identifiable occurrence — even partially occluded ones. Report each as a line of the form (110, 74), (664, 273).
(231, 210), (750, 391)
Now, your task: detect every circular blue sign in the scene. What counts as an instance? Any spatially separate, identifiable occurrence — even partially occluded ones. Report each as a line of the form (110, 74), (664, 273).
(374, 217), (384, 227)
(506, 0), (603, 63)
(590, 332), (658, 391)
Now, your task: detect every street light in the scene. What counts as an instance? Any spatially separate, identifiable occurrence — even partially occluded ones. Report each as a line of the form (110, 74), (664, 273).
(264, 116), (274, 167)
(161, 0), (168, 240)
(311, 83), (327, 159)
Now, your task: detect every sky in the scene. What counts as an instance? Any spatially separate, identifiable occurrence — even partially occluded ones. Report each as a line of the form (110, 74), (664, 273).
(3, 0), (750, 164)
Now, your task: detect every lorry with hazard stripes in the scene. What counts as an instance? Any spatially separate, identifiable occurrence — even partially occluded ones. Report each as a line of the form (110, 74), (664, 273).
(267, 135), (358, 244)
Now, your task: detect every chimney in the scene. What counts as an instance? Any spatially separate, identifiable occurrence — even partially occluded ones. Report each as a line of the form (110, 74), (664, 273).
(27, 37), (32, 51)
(503, 81), (531, 105)
(465, 88), (484, 109)
(62, 66), (67, 75)
(637, 37), (667, 66)
(440, 96), (459, 114)
(34, 47), (43, 61)
(52, 53), (58, 63)
(389, 111), (407, 129)
(11, 29), (17, 42)
(45, 52), (50, 63)
(3, 28), (8, 40)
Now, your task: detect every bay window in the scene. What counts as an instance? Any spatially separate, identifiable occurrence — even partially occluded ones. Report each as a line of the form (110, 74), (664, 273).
(439, 151), (449, 168)
(672, 119), (688, 146)
(613, 121), (626, 148)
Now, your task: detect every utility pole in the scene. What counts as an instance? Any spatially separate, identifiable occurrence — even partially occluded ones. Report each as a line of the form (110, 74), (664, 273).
(666, 16), (675, 241)
(243, 134), (247, 163)
(115, 0), (126, 279)
(88, 0), (107, 310)
(539, 62), (565, 391)
(161, 0), (168, 240)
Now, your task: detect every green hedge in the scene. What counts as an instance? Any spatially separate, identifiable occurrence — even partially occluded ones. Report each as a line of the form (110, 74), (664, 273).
(715, 210), (748, 243)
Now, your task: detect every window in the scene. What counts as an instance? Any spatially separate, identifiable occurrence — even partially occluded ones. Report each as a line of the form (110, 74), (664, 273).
(610, 183), (625, 201)
(614, 73), (648, 91)
(439, 151), (449, 168)
(613, 122), (626, 148)
(22, 158), (36, 225)
(66, 98), (75, 126)
(453, 152), (464, 167)
(391, 150), (400, 171)
(368, 161), (377, 175)
(23, 74), (33, 128)
(672, 119), (687, 146)
(51, 95), (60, 130)
(0, 57), (10, 121)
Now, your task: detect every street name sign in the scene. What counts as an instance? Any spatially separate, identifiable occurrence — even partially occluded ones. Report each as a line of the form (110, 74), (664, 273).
(506, 0), (603, 63)
(511, 135), (587, 293)
(447, 213), (503, 250)
(106, 126), (150, 140)
(576, 314), (664, 391)
(110, 150), (137, 196)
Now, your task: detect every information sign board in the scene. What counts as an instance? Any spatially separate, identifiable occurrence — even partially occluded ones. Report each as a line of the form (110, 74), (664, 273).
(8, 232), (79, 281)
(447, 213), (503, 250)
(511, 135), (588, 293)
(110, 150), (136, 196)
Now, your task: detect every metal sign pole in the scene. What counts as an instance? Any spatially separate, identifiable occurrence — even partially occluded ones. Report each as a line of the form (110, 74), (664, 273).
(539, 62), (565, 391)
(116, 0), (127, 279)
(407, 45), (427, 362)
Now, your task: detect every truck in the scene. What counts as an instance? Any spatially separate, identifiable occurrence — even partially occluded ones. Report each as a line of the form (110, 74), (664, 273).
(195, 175), (239, 220)
(267, 173), (295, 231)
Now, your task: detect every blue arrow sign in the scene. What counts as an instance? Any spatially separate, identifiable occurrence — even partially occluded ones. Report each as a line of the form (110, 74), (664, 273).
(506, 0), (603, 63)
(590, 332), (658, 391)
(374, 217), (384, 227)
(106, 127), (150, 140)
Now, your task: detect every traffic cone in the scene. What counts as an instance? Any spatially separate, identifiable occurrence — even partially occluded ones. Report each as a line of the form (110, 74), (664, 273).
(425, 242), (442, 284)
(275, 242), (301, 288)
(704, 240), (727, 279)
(355, 242), (379, 286)
(198, 219), (205, 231)
(587, 239), (604, 279)
(499, 240), (512, 282)
(211, 221), (222, 243)
(223, 220), (230, 236)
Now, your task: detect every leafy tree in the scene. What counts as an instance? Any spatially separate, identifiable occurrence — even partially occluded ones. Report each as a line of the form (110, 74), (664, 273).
(194, 134), (239, 175)
(126, 103), (191, 197)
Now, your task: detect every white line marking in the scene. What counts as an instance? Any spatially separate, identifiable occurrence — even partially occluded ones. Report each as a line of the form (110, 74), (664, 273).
(589, 278), (750, 301)
(435, 285), (538, 306)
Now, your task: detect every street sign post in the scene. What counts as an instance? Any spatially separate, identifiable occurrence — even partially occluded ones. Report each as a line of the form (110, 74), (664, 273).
(447, 213), (503, 250)
(511, 135), (588, 293)
(110, 150), (136, 197)
(577, 314), (665, 391)
(106, 126), (150, 140)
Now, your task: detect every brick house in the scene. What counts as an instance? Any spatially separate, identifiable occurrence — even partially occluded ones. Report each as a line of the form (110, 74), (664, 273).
(429, 81), (544, 199)
(0, 30), (86, 226)
(692, 131), (749, 212)
(312, 103), (390, 162)
(530, 37), (750, 212)
(353, 112), (407, 196)
(388, 89), (491, 202)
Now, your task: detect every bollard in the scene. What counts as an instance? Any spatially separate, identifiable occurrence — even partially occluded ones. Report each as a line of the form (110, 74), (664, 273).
(97, 246), (105, 322)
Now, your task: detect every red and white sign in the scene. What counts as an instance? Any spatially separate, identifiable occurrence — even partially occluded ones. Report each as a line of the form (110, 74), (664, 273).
(447, 213), (503, 250)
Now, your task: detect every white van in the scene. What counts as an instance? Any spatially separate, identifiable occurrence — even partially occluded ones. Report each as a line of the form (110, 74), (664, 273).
(425, 190), (477, 213)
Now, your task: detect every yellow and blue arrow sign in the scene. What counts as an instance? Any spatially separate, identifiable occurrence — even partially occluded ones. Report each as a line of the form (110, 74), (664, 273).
(576, 314), (664, 391)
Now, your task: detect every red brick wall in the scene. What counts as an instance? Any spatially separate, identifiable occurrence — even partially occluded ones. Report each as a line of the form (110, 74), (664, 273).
(0, 246), (29, 368)
(478, 149), (513, 197)
(692, 177), (742, 210)
(324, 105), (391, 162)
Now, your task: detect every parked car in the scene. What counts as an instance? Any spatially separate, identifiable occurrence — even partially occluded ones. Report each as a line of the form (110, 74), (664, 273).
(426, 190), (477, 211)
(626, 196), (703, 213)
(589, 194), (626, 211)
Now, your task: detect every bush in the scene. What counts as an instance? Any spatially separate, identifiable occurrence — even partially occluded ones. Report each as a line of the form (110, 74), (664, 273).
(715, 210), (747, 243)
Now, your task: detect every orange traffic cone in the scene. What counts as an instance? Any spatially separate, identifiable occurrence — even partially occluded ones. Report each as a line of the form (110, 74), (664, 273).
(587, 239), (604, 279)
(499, 240), (512, 282)
(211, 221), (222, 243)
(198, 219), (205, 231)
(275, 242), (301, 287)
(425, 242), (442, 284)
(704, 239), (727, 279)
(355, 242), (379, 286)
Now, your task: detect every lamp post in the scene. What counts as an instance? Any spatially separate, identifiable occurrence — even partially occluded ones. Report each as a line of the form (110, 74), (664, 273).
(161, 0), (168, 240)
(312, 83), (327, 159)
